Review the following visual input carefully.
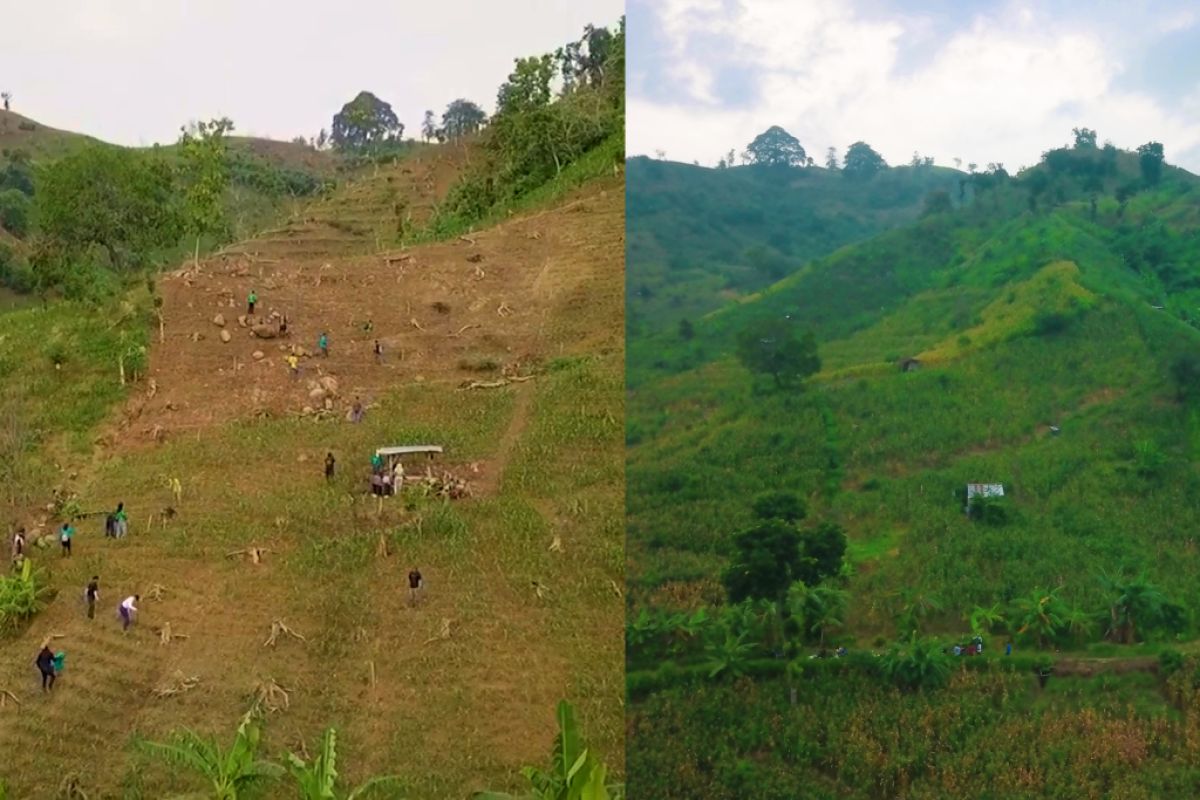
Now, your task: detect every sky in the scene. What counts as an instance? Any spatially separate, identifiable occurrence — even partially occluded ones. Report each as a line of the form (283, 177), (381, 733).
(629, 0), (1200, 174)
(0, 0), (622, 146)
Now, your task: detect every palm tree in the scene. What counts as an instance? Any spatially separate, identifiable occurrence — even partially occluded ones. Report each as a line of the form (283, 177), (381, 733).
(286, 728), (401, 799)
(892, 587), (942, 637)
(789, 583), (849, 646)
(1009, 587), (1065, 648)
(1061, 605), (1095, 646)
(879, 632), (952, 692)
(1100, 571), (1167, 644)
(474, 701), (623, 799)
(966, 603), (1006, 637)
(139, 711), (283, 799)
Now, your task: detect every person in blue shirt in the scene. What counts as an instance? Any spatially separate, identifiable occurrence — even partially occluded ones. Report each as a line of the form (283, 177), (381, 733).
(59, 522), (74, 557)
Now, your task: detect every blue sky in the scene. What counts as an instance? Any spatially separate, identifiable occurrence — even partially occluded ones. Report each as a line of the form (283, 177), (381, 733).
(0, 0), (621, 146)
(629, 0), (1200, 173)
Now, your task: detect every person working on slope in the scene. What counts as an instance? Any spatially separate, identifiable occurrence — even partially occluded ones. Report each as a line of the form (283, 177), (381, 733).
(325, 452), (336, 482)
(35, 644), (56, 692)
(371, 451), (384, 474)
(11, 527), (26, 564)
(247, 290), (258, 315)
(113, 502), (128, 538)
(119, 594), (140, 632)
(318, 332), (329, 357)
(407, 566), (424, 607)
(287, 353), (300, 379)
(374, 339), (384, 365)
(59, 521), (74, 557)
(85, 576), (100, 620)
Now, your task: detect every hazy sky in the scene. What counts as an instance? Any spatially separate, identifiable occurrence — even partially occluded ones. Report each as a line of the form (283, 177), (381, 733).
(0, 0), (622, 146)
(629, 0), (1200, 174)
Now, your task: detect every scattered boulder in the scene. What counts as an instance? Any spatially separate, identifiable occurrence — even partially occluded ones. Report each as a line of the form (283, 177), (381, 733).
(323, 397), (333, 411)
(318, 376), (339, 397)
(309, 387), (327, 401)
(252, 351), (265, 361)
(220, 330), (232, 343)
(301, 406), (314, 416)
(252, 324), (279, 339)
(213, 314), (226, 328)
(238, 315), (248, 327)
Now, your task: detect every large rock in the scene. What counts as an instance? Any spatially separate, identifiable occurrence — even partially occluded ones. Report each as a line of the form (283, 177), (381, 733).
(252, 351), (265, 361)
(238, 315), (248, 327)
(318, 376), (339, 397)
(220, 330), (232, 343)
(213, 313), (226, 328)
(252, 324), (279, 339)
(309, 387), (327, 401)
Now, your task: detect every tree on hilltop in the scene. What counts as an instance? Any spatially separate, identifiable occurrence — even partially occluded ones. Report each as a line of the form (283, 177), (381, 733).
(330, 91), (403, 153)
(421, 110), (436, 143)
(441, 99), (487, 141)
(745, 126), (806, 167)
(842, 141), (886, 180)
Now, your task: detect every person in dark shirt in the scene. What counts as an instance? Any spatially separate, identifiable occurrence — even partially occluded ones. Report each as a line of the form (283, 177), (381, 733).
(325, 452), (336, 482)
(374, 339), (384, 364)
(408, 567), (423, 607)
(36, 645), (56, 691)
(85, 576), (100, 620)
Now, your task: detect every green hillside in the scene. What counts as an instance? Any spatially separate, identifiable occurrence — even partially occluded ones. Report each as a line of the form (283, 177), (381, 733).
(626, 156), (960, 337)
(627, 138), (1200, 796)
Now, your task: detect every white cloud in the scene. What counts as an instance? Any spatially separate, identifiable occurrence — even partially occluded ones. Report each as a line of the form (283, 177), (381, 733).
(631, 0), (1200, 174)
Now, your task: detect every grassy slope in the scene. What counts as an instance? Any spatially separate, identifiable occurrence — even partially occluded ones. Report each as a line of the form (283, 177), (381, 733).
(626, 157), (961, 336)
(626, 152), (1200, 797)
(0, 141), (624, 798)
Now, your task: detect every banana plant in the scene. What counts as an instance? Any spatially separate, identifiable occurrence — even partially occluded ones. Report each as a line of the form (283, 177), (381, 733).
(139, 710), (284, 799)
(0, 558), (52, 634)
(473, 701), (623, 800)
(286, 727), (402, 799)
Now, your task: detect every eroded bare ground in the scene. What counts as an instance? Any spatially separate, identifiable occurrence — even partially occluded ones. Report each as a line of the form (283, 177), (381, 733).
(0, 151), (624, 798)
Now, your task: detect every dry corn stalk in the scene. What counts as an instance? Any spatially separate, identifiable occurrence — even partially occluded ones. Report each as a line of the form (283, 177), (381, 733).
(226, 547), (269, 564)
(424, 618), (453, 645)
(549, 535), (563, 553)
(264, 620), (306, 647)
(252, 678), (291, 713)
(1, 688), (21, 707)
(532, 581), (550, 600)
(153, 671), (200, 698)
(156, 622), (188, 645)
(145, 584), (167, 602)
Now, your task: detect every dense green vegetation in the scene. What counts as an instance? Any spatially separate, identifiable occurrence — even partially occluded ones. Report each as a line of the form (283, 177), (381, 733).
(627, 132), (1200, 794)
(431, 19), (625, 237)
(0, 120), (333, 298)
(626, 155), (959, 336)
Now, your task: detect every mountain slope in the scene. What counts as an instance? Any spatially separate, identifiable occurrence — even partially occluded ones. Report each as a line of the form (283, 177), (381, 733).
(628, 150), (1200, 616)
(626, 156), (961, 336)
(0, 142), (624, 798)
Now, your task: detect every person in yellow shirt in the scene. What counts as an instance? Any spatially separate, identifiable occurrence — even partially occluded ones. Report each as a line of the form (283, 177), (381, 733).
(286, 354), (300, 379)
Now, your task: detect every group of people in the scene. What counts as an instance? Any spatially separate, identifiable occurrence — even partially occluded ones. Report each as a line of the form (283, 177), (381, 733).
(11, 501), (128, 564)
(949, 635), (986, 657)
(34, 578), (140, 693)
(370, 453), (405, 497)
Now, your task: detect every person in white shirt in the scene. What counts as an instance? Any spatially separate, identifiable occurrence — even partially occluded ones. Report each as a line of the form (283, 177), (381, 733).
(119, 594), (140, 631)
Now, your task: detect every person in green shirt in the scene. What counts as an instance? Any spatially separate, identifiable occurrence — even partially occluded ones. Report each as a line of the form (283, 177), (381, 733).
(248, 290), (258, 315)
(113, 502), (128, 538)
(59, 522), (74, 557)
(318, 332), (329, 357)
(371, 452), (383, 474)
